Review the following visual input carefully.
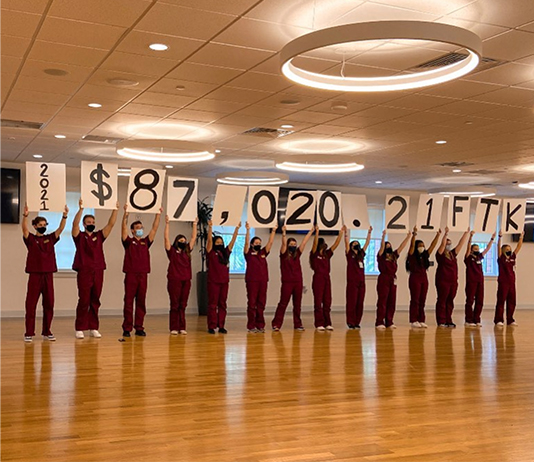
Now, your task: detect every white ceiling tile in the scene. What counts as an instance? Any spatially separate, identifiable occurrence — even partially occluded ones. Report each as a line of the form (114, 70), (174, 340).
(228, 72), (292, 93)
(101, 51), (178, 77)
(438, 17), (509, 41)
(369, 0), (476, 16)
(207, 86), (271, 104)
(132, 92), (195, 108)
(1, 35), (31, 58)
(0, 9), (41, 38)
(158, 0), (259, 15)
(448, 0), (534, 28)
(166, 62), (243, 84)
(466, 63), (534, 86)
(167, 109), (225, 123)
(8, 89), (70, 106)
(332, 1), (439, 25)
(421, 79), (502, 98)
(86, 69), (158, 90)
(148, 79), (218, 98)
(120, 103), (177, 118)
(1, 0), (49, 14)
(0, 55), (22, 75)
(19, 59), (93, 83)
(75, 84), (142, 103)
(470, 87), (534, 108)
(483, 30), (534, 61)
(185, 98), (249, 113)
(13, 75), (82, 95)
(27, 41), (108, 67)
(189, 43), (273, 71)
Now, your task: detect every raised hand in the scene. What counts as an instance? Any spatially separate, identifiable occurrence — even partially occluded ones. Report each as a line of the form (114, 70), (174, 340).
(23, 203), (29, 216)
(165, 215), (170, 224)
(64, 205), (69, 215)
(79, 198), (84, 209)
(445, 226), (450, 234)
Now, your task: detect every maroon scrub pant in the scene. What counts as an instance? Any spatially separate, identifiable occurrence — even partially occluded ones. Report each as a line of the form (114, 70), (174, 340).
(168, 279), (191, 331)
(207, 281), (228, 330)
(494, 281), (516, 324)
(409, 273), (428, 323)
(436, 280), (458, 325)
(75, 269), (104, 331)
(312, 275), (332, 328)
(272, 281), (303, 329)
(346, 280), (366, 326)
(25, 272), (54, 337)
(376, 275), (397, 327)
(123, 272), (148, 332)
(246, 280), (268, 330)
(465, 280), (484, 324)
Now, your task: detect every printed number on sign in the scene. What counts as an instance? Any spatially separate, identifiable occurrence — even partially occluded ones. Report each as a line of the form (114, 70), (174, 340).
(172, 180), (195, 219)
(318, 192), (340, 228)
(39, 164), (49, 211)
(286, 192), (314, 226)
(251, 190), (277, 225)
(89, 163), (113, 207)
(387, 196), (408, 229)
(129, 169), (159, 211)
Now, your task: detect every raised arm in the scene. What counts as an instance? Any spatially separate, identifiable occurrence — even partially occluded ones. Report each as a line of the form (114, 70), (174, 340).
(437, 227), (449, 255)
(121, 203), (129, 241)
(454, 228), (471, 255)
(378, 229), (387, 256)
(54, 205), (69, 238)
(428, 229), (442, 255)
(299, 226), (314, 254)
(331, 226), (345, 252)
(244, 221), (251, 254)
(311, 225), (319, 253)
(344, 225), (350, 254)
(265, 226), (277, 253)
(206, 220), (213, 253)
(497, 230), (503, 258)
(189, 217), (198, 250)
(515, 231), (525, 255)
(408, 226), (417, 256)
(396, 230), (412, 255)
(21, 203), (30, 239)
(362, 226), (373, 252)
(481, 232), (496, 257)
(148, 207), (163, 243)
(465, 230), (475, 259)
(280, 225), (288, 255)
(102, 201), (119, 239)
(72, 198), (84, 238)
(164, 215), (171, 251)
(228, 222), (241, 251)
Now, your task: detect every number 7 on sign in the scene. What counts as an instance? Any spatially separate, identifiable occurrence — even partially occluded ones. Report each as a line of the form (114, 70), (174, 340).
(166, 176), (198, 221)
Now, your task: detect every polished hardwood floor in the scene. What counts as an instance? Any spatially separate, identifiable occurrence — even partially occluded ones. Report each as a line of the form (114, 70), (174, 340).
(3, 311), (534, 462)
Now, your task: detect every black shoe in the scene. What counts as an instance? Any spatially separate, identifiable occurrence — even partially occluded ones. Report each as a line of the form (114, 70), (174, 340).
(219, 328), (228, 334)
(208, 329), (216, 334)
(122, 331), (130, 338)
(135, 329), (146, 336)
(447, 323), (456, 328)
(347, 324), (355, 330)
(354, 325), (361, 329)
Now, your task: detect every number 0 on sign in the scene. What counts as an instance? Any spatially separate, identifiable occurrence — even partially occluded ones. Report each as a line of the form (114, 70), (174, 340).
(127, 168), (166, 213)
(247, 186), (280, 228)
(26, 162), (66, 212)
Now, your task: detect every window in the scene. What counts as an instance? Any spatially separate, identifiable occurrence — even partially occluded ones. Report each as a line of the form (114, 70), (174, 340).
(350, 208), (385, 276)
(213, 225), (255, 275)
(40, 192), (94, 271)
(473, 241), (498, 277)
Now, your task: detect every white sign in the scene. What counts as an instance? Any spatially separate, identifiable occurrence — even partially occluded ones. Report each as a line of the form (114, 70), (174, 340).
(80, 161), (118, 210)
(166, 176), (198, 222)
(342, 194), (370, 230)
(26, 162), (66, 212)
(416, 194), (444, 232)
(247, 186), (279, 228)
(212, 185), (247, 227)
(317, 190), (342, 230)
(385, 195), (410, 233)
(473, 197), (501, 234)
(284, 190), (317, 230)
(501, 199), (527, 234)
(447, 195), (471, 231)
(126, 167), (166, 214)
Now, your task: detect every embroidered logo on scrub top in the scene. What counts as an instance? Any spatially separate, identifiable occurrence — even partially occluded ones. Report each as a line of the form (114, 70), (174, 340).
(44, 239), (49, 243)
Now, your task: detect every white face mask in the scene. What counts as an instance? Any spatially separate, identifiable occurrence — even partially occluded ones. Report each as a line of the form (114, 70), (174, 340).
(446, 244), (452, 251)
(417, 247), (425, 254)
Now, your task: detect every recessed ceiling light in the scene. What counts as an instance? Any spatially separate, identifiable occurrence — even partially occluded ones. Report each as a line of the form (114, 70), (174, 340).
(519, 182), (534, 190)
(281, 124), (294, 129)
(453, 169), (462, 173)
(436, 140), (447, 145)
(331, 102), (348, 111)
(215, 149), (221, 153)
(149, 43), (169, 51)
(33, 154), (43, 159)
(280, 99), (301, 106)
(44, 68), (69, 76)
(88, 103), (102, 108)
(117, 140), (216, 163)
(175, 85), (186, 91)
(165, 165), (174, 169)
(217, 171), (289, 186)
(54, 134), (66, 139)
(465, 121), (473, 125)
(107, 78), (139, 87)
(375, 180), (383, 184)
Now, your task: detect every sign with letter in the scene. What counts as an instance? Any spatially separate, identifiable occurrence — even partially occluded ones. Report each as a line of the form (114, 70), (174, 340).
(212, 185), (247, 227)
(167, 176), (198, 222)
(385, 195), (410, 233)
(317, 190), (342, 230)
(501, 199), (526, 234)
(473, 197), (500, 234)
(247, 186), (279, 228)
(284, 190), (317, 230)
(342, 194), (370, 230)
(447, 195), (471, 231)
(26, 162), (66, 212)
(416, 194), (444, 232)
(80, 161), (118, 210)
(126, 167), (166, 213)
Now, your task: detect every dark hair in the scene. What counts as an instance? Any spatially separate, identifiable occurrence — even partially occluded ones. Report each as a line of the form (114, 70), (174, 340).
(173, 234), (191, 257)
(250, 236), (262, 246)
(285, 238), (298, 260)
(212, 235), (229, 265)
(32, 216), (47, 226)
(310, 237), (327, 266)
(350, 240), (361, 253)
(406, 240), (430, 272)
(83, 214), (95, 224)
(130, 220), (142, 230)
(471, 243), (479, 251)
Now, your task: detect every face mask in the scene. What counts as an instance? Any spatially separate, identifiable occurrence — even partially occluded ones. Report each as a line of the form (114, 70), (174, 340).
(85, 224), (95, 233)
(214, 244), (224, 252)
(352, 246), (359, 252)
(177, 241), (186, 250)
(36, 226), (47, 235)
(135, 229), (144, 238)
(473, 251), (480, 257)
(253, 244), (262, 252)
(288, 246), (297, 253)
(417, 247), (425, 254)
(446, 244), (452, 251)
(385, 247), (393, 254)
(505, 250), (512, 257)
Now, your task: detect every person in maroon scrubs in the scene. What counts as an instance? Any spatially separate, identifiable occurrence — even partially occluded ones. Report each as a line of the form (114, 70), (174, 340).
(244, 222), (277, 333)
(310, 225), (344, 331)
(376, 229), (411, 330)
(72, 199), (119, 339)
(464, 230), (496, 327)
(435, 226), (470, 328)
(344, 225), (373, 330)
(21, 203), (68, 342)
(206, 220), (240, 334)
(164, 215), (197, 335)
(494, 230), (524, 327)
(406, 226), (441, 329)
(271, 225), (314, 332)
(121, 204), (162, 337)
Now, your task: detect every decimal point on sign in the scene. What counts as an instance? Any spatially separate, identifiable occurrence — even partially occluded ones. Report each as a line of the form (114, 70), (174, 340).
(352, 219), (361, 227)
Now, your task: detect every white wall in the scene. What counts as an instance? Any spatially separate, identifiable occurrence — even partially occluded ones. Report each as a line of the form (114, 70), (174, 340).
(2, 161), (533, 322)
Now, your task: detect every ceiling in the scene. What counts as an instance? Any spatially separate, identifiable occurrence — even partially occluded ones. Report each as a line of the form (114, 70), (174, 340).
(2, 0), (534, 196)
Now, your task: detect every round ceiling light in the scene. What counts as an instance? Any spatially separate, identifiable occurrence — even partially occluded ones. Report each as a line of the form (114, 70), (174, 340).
(519, 182), (534, 190)
(116, 140), (215, 163)
(432, 186), (496, 197)
(216, 171), (289, 186)
(276, 155), (364, 173)
(149, 43), (169, 51)
(281, 138), (363, 154)
(280, 21), (482, 92)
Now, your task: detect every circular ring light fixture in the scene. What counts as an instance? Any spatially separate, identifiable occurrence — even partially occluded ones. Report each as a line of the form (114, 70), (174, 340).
(431, 186), (496, 197)
(117, 140), (215, 163)
(276, 155), (364, 173)
(519, 182), (534, 190)
(216, 171), (289, 186)
(280, 21), (482, 92)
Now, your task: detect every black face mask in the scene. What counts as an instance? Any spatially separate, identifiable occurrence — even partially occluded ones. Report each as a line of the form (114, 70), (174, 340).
(177, 241), (187, 250)
(288, 246), (297, 253)
(36, 227), (47, 235)
(214, 244), (224, 252)
(505, 250), (512, 257)
(473, 251), (480, 256)
(253, 244), (262, 252)
(352, 245), (360, 252)
(385, 247), (393, 254)
(85, 224), (96, 233)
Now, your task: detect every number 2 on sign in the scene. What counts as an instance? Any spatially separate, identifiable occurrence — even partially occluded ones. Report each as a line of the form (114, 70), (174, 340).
(39, 163), (49, 211)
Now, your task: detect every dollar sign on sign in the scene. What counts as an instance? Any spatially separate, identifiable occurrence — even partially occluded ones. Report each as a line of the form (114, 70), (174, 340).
(90, 163), (112, 206)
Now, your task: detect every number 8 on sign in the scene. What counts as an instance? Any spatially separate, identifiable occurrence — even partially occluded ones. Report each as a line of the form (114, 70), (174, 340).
(126, 168), (166, 214)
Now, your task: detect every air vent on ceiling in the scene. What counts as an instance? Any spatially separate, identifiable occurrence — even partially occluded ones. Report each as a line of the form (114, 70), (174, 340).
(437, 161), (475, 168)
(241, 127), (294, 138)
(1, 119), (44, 130)
(412, 52), (505, 73)
(81, 135), (124, 144)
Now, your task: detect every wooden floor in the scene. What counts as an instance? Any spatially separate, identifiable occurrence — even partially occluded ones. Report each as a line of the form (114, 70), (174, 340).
(2, 311), (534, 462)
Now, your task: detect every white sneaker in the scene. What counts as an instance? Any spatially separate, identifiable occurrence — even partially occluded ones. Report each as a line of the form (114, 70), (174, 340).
(170, 330), (179, 335)
(387, 324), (397, 329)
(438, 324), (448, 328)
(495, 322), (504, 327)
(247, 328), (258, 333)
(179, 330), (188, 335)
(465, 322), (477, 328)
(476, 323), (482, 327)
(24, 335), (33, 343)
(89, 330), (102, 338)
(325, 325), (334, 331)
(411, 322), (422, 328)
(420, 322), (428, 328)
(75, 330), (84, 339)
(316, 326), (326, 332)
(43, 334), (56, 341)
(509, 322), (518, 327)
(376, 325), (386, 330)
